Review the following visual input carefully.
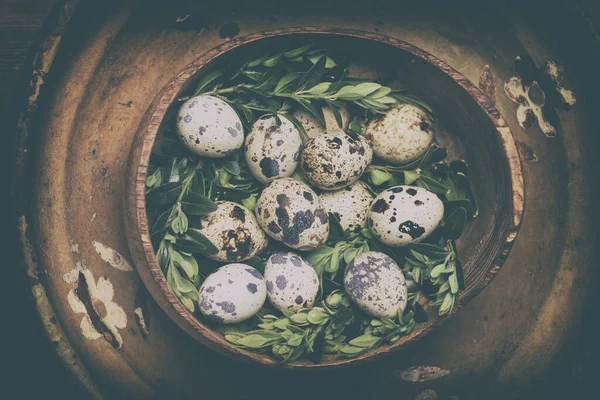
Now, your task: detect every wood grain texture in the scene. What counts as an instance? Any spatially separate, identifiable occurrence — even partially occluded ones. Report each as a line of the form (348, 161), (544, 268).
(125, 27), (524, 368)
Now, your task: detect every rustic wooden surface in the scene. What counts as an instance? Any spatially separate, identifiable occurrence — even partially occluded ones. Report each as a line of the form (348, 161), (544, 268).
(7, 1), (600, 399)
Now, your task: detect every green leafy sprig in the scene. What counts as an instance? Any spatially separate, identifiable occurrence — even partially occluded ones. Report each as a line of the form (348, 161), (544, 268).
(224, 291), (356, 362)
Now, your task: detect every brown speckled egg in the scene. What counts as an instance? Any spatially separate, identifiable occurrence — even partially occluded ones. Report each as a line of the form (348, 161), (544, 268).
(300, 130), (372, 190)
(264, 252), (319, 312)
(319, 181), (373, 234)
(244, 115), (303, 184)
(344, 251), (407, 319)
(292, 106), (351, 140)
(367, 186), (444, 246)
(364, 104), (433, 164)
(176, 95), (244, 158)
(200, 201), (268, 262)
(255, 178), (329, 250)
(198, 263), (267, 324)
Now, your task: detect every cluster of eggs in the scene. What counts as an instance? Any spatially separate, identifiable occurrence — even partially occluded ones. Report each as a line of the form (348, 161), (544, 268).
(177, 94), (444, 322)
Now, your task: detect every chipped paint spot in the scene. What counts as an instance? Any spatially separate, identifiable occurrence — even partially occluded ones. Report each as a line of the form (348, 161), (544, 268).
(506, 57), (576, 138)
(558, 87), (576, 106)
(504, 77), (556, 137)
(91, 213), (97, 222)
(66, 268), (127, 348)
(62, 260), (86, 284)
(516, 141), (538, 162)
(478, 65), (496, 104)
(67, 290), (102, 340)
(395, 366), (450, 382)
(68, 240), (79, 254)
(134, 307), (149, 339)
(92, 241), (133, 271)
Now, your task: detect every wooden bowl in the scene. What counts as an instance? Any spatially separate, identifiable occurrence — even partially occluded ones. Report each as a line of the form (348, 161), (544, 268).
(124, 27), (524, 368)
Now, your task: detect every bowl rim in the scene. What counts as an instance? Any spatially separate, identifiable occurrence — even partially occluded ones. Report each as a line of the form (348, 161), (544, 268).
(126, 26), (525, 368)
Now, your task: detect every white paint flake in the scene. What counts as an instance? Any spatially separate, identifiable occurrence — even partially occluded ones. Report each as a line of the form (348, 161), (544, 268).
(134, 307), (149, 338)
(93, 241), (133, 271)
(65, 268), (127, 347)
(62, 260), (86, 284)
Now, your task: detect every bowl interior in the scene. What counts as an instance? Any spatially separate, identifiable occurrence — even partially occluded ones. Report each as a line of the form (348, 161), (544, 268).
(127, 28), (523, 368)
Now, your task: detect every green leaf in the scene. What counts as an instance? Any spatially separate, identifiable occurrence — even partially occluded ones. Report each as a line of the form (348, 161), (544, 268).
(439, 292), (454, 315)
(343, 247), (360, 264)
(179, 295), (195, 312)
(296, 56), (327, 91)
(194, 69), (224, 94)
(274, 72), (303, 93)
(237, 334), (282, 349)
(290, 313), (309, 325)
(286, 333), (304, 347)
(220, 158), (241, 175)
(340, 344), (368, 356)
(304, 82), (332, 94)
(241, 193), (257, 211)
(151, 207), (176, 236)
(180, 193), (218, 216)
(247, 55), (268, 68)
(171, 210), (188, 234)
(370, 168), (392, 185)
(308, 55), (336, 68)
(171, 250), (199, 279)
(348, 335), (382, 349)
(449, 272), (459, 294)
(283, 44), (314, 59)
(403, 171), (420, 185)
(444, 207), (467, 240)
(146, 182), (182, 205)
(185, 228), (219, 254)
(169, 265), (197, 294)
(368, 86), (392, 99)
(262, 53), (283, 67)
(430, 263), (446, 278)
(307, 309), (329, 325)
(352, 82), (382, 97)
(415, 175), (449, 195)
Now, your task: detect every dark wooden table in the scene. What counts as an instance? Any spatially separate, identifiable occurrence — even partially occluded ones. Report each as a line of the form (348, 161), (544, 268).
(5, 1), (600, 399)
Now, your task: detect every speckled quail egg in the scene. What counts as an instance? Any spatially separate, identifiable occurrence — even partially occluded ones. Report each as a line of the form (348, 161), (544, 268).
(198, 263), (267, 324)
(200, 201), (268, 262)
(244, 115), (303, 184)
(300, 130), (373, 190)
(344, 251), (407, 319)
(263, 252), (319, 312)
(319, 181), (373, 234)
(292, 106), (351, 139)
(255, 178), (329, 250)
(367, 186), (444, 246)
(364, 104), (434, 164)
(176, 95), (244, 158)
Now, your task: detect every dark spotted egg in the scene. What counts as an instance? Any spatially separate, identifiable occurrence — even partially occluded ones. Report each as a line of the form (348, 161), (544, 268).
(200, 201), (268, 262)
(364, 104), (433, 164)
(367, 186), (444, 246)
(344, 251), (407, 319)
(264, 252), (319, 312)
(244, 115), (303, 184)
(176, 95), (244, 158)
(319, 181), (373, 234)
(255, 178), (329, 250)
(300, 130), (372, 190)
(198, 263), (267, 324)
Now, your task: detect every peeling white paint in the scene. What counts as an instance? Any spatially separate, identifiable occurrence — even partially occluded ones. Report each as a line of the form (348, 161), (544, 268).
(558, 87), (576, 106)
(67, 290), (102, 340)
(93, 241), (133, 272)
(505, 76), (556, 137)
(91, 213), (97, 222)
(66, 268), (127, 347)
(134, 307), (149, 338)
(68, 241), (80, 254)
(62, 260), (86, 284)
